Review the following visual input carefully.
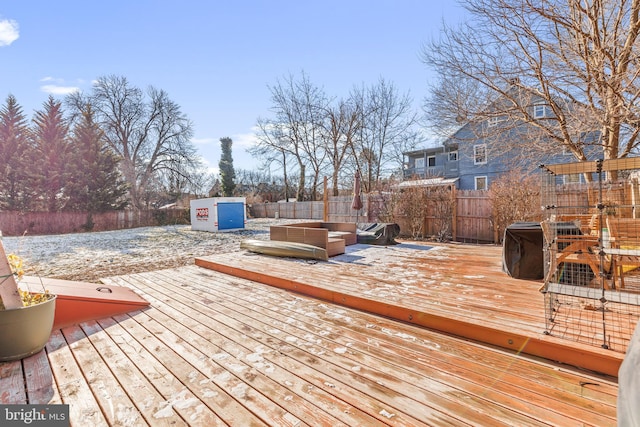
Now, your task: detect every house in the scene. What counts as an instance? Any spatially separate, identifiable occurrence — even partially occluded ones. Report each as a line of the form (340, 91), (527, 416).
(405, 90), (601, 190)
(403, 145), (459, 181)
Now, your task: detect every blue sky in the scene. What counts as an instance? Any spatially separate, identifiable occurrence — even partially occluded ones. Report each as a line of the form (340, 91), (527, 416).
(0, 1), (467, 174)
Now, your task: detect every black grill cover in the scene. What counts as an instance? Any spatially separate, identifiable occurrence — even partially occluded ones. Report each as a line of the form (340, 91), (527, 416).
(502, 222), (544, 280)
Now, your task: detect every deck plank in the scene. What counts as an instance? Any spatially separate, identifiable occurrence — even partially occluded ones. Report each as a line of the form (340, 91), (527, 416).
(0, 360), (25, 404)
(95, 315), (235, 427)
(61, 324), (148, 426)
(78, 320), (187, 426)
(131, 309), (344, 427)
(23, 349), (61, 404)
(46, 329), (109, 426)
(123, 308), (312, 427)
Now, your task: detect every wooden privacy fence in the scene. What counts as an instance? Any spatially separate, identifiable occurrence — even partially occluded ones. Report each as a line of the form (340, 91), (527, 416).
(249, 191), (495, 243)
(0, 209), (189, 236)
(1, 192), (495, 241)
(250, 201), (325, 220)
(455, 190), (494, 242)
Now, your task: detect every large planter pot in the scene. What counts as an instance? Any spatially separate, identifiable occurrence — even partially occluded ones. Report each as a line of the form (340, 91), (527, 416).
(0, 295), (57, 362)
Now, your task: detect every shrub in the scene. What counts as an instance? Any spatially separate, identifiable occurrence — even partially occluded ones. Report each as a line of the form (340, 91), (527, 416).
(489, 169), (541, 242)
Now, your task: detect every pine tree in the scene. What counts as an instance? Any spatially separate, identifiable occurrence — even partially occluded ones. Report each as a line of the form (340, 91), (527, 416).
(219, 137), (236, 196)
(0, 95), (36, 211)
(32, 96), (70, 212)
(65, 104), (128, 212)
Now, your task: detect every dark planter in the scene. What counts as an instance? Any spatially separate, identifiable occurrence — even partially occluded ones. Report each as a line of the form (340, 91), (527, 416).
(0, 295), (57, 362)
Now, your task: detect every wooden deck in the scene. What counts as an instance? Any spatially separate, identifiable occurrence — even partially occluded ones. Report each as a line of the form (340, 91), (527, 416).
(197, 241), (625, 377)
(1, 241), (620, 426)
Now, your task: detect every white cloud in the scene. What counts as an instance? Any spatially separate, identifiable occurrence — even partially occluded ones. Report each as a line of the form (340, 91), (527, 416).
(197, 157), (219, 176)
(191, 137), (216, 145)
(194, 132), (257, 149)
(0, 19), (19, 47)
(231, 130), (259, 149)
(40, 77), (84, 96)
(40, 84), (80, 95)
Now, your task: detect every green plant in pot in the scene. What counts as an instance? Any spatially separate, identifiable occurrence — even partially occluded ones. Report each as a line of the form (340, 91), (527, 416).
(0, 238), (56, 362)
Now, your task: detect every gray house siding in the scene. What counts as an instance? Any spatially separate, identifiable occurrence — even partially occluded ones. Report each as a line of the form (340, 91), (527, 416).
(405, 113), (601, 190)
(404, 147), (459, 182)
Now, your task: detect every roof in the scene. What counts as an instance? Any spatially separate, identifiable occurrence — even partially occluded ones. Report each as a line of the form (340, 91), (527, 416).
(404, 146), (445, 156)
(396, 177), (459, 188)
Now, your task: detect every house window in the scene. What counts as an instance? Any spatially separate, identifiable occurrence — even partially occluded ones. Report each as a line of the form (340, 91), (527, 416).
(414, 158), (425, 169)
(427, 156), (436, 167)
(564, 174), (581, 184)
(448, 151), (458, 162)
(534, 103), (549, 119)
(474, 144), (487, 165)
(475, 176), (488, 190)
(487, 116), (500, 127)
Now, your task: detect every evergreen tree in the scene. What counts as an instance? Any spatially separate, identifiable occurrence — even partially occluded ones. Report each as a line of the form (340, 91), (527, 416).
(32, 96), (70, 212)
(218, 137), (236, 196)
(65, 104), (128, 211)
(0, 95), (36, 211)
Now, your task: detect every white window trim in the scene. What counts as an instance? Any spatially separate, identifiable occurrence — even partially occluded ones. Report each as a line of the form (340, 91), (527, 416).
(427, 155), (436, 167)
(414, 158), (425, 168)
(448, 151), (458, 161)
(474, 144), (487, 165)
(475, 176), (488, 190)
(487, 116), (500, 127)
(534, 103), (548, 119)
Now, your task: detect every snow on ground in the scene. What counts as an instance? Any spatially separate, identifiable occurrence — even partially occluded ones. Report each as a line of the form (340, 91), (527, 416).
(2, 218), (299, 282)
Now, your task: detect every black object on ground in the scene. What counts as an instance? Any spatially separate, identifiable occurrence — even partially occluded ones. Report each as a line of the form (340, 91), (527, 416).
(357, 223), (400, 245)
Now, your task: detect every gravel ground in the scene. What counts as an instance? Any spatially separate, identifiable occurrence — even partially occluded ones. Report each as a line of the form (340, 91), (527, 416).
(2, 218), (297, 282)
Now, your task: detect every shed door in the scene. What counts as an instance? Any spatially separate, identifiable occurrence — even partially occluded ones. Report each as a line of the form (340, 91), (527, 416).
(217, 202), (244, 230)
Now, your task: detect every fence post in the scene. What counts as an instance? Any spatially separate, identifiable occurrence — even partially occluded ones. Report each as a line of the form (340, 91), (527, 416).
(323, 177), (328, 222)
(451, 185), (457, 241)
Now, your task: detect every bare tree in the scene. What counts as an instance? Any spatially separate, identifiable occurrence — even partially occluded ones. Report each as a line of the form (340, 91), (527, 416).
(67, 75), (197, 210)
(321, 98), (361, 195)
(422, 0), (640, 171)
(253, 72), (329, 201)
(154, 156), (212, 204)
(351, 79), (419, 192)
(251, 118), (296, 201)
(184, 165), (216, 198)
